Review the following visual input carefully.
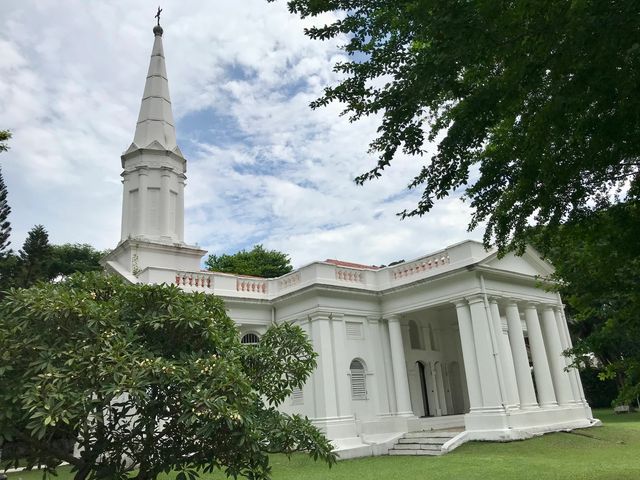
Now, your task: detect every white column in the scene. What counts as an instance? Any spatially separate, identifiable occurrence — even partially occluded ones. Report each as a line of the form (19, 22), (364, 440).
(330, 313), (353, 419)
(523, 303), (557, 407)
(467, 296), (506, 411)
(556, 305), (591, 412)
(120, 175), (130, 241)
(309, 312), (339, 419)
(553, 307), (582, 405)
(454, 300), (483, 411)
(387, 315), (413, 416)
(505, 301), (538, 409)
(137, 170), (148, 236)
(160, 168), (171, 239)
(176, 175), (185, 242)
(540, 305), (575, 406)
(489, 298), (520, 409)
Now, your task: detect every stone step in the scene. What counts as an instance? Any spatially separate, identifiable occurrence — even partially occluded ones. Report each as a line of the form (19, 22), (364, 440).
(393, 443), (442, 451)
(404, 430), (460, 439)
(389, 448), (442, 456)
(388, 428), (462, 457)
(397, 437), (447, 445)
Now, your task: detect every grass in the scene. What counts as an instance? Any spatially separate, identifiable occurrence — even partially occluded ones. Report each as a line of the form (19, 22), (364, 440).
(7, 409), (640, 480)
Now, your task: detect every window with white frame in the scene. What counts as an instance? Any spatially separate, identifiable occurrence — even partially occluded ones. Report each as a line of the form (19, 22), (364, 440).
(349, 359), (367, 400)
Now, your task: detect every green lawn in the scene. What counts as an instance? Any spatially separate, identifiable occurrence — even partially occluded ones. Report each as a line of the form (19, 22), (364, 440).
(7, 409), (640, 480)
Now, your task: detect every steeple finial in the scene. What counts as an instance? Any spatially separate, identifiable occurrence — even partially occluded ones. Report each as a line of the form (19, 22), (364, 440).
(153, 6), (163, 36)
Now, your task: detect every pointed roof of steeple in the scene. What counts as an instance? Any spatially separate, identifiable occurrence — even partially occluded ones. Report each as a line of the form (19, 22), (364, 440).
(125, 21), (183, 157)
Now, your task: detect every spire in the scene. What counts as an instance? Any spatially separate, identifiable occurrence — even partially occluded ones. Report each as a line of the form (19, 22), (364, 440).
(126, 14), (182, 156)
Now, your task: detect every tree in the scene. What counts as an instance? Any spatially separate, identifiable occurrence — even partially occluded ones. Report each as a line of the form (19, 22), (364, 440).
(531, 200), (640, 405)
(0, 167), (10, 256)
(48, 243), (106, 278)
(0, 273), (335, 480)
(276, 0), (640, 252)
(0, 130), (11, 256)
(206, 245), (293, 278)
(18, 224), (52, 287)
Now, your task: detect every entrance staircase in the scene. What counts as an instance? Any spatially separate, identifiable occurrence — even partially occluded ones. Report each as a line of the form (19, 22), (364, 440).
(388, 429), (462, 456)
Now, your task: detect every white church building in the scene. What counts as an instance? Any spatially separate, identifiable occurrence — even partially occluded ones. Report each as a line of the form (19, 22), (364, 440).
(103, 22), (598, 457)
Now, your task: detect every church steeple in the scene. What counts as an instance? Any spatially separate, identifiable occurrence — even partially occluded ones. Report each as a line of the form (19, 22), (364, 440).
(105, 12), (206, 282)
(125, 17), (182, 156)
(119, 16), (187, 244)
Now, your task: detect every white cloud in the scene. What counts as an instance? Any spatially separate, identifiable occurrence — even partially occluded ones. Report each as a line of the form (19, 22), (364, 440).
(0, 0), (481, 266)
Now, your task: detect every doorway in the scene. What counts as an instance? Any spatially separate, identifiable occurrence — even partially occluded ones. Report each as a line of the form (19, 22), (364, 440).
(417, 361), (431, 417)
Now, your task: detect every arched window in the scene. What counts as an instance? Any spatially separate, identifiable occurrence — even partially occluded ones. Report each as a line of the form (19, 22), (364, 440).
(409, 320), (422, 349)
(350, 359), (367, 400)
(241, 332), (260, 345)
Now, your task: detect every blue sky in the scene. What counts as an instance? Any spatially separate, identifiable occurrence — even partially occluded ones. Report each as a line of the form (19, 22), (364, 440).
(0, 0), (481, 268)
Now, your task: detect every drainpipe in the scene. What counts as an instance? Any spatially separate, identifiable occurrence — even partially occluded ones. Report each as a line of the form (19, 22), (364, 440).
(479, 273), (510, 420)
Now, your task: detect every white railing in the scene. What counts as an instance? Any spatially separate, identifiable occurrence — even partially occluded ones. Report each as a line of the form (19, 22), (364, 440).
(168, 242), (483, 299)
(335, 268), (365, 283)
(236, 278), (268, 294)
(279, 272), (301, 290)
(391, 251), (451, 281)
(174, 271), (214, 290)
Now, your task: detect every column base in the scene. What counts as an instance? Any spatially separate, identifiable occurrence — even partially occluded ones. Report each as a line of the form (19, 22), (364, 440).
(464, 403), (597, 433)
(519, 402), (541, 410)
(394, 410), (415, 417)
(311, 415), (357, 439)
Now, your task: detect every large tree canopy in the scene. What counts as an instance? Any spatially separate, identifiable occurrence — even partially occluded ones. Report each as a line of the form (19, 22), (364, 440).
(0, 273), (334, 480)
(277, 0), (640, 251)
(206, 245), (293, 278)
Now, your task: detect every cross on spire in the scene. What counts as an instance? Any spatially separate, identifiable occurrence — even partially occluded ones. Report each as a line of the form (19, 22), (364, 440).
(155, 6), (162, 26)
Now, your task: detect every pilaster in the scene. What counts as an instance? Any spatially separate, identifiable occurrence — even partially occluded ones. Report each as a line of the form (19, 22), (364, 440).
(309, 312), (339, 420)
(160, 167), (171, 239)
(137, 169), (148, 235)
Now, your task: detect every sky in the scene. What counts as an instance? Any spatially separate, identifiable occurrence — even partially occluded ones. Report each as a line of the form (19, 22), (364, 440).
(0, 0), (482, 269)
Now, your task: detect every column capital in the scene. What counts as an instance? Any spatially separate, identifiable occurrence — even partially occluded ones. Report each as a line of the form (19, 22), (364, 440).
(540, 303), (556, 313)
(308, 311), (332, 323)
(385, 314), (401, 323)
(465, 294), (486, 305)
(487, 296), (501, 305)
(366, 315), (381, 324)
(452, 298), (468, 308)
(522, 300), (541, 310)
(329, 312), (344, 322)
(503, 297), (521, 307)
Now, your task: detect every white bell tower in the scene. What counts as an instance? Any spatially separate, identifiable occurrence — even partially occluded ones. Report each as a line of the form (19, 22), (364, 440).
(120, 22), (185, 243)
(104, 18), (206, 281)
